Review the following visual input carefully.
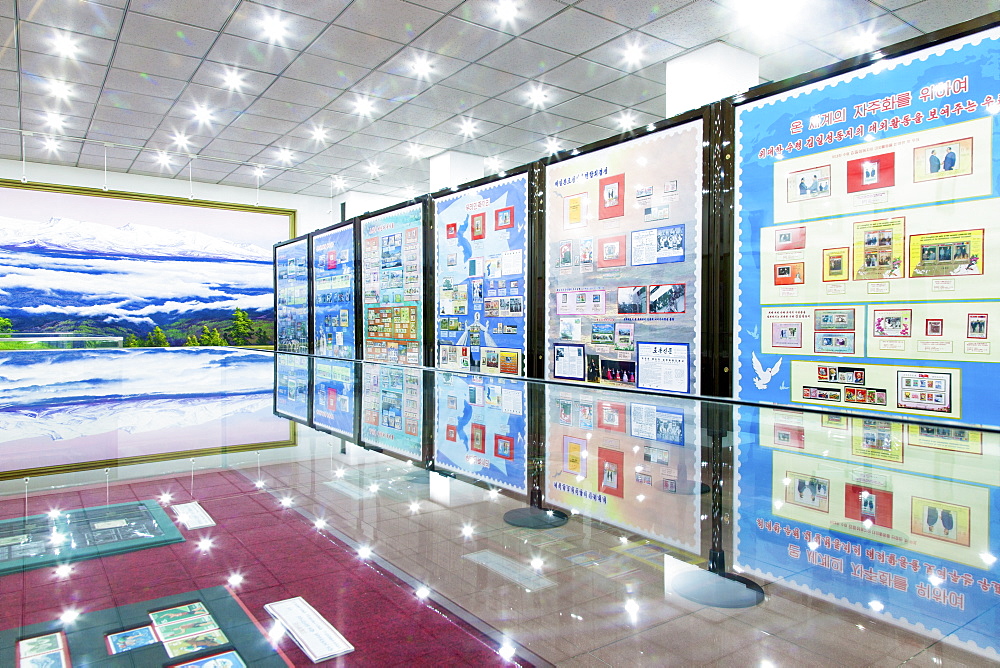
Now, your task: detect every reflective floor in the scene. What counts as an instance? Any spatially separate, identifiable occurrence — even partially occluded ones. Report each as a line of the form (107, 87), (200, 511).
(0, 349), (997, 666)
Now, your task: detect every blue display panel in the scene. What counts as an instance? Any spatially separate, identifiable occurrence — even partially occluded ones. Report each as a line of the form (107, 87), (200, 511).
(433, 174), (529, 376)
(275, 239), (309, 353)
(544, 122), (703, 394)
(735, 407), (1000, 658)
(274, 353), (309, 423)
(312, 224), (356, 359)
(312, 357), (356, 439)
(543, 385), (702, 552)
(361, 204), (424, 365)
(433, 373), (527, 493)
(734, 28), (1000, 424)
(360, 363), (422, 459)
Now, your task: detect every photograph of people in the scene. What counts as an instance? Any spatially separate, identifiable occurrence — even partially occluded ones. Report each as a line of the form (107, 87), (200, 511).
(943, 145), (957, 171)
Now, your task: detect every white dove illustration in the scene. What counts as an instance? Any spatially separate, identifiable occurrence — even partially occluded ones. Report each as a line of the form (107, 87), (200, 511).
(751, 351), (782, 390)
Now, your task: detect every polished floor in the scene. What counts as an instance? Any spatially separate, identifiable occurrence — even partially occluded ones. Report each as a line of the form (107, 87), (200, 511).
(0, 349), (996, 666)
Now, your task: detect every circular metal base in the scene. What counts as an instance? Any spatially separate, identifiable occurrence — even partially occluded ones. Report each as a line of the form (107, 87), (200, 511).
(503, 507), (569, 529)
(671, 571), (765, 608)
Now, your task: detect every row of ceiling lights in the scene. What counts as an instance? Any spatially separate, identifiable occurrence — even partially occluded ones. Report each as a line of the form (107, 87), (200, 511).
(25, 1), (651, 189)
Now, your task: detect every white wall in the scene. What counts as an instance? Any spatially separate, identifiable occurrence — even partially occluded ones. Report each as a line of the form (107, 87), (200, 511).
(0, 159), (404, 238)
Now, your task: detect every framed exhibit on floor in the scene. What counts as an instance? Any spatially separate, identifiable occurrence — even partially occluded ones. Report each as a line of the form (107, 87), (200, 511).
(311, 221), (358, 360)
(275, 235), (311, 354)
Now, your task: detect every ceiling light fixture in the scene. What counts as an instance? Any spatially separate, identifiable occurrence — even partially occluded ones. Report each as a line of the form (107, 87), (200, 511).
(544, 136), (561, 154)
(222, 67), (245, 92)
(172, 132), (191, 150)
(333, 176), (346, 191)
(191, 105), (214, 125)
(46, 79), (73, 102)
(485, 156), (501, 173)
(525, 85), (548, 109)
(254, 165), (266, 178)
(50, 32), (80, 59)
(366, 162), (381, 179)
(622, 42), (645, 68)
(411, 54), (433, 79)
(310, 126), (328, 143)
(353, 96), (375, 117)
(155, 151), (172, 167)
(276, 148), (294, 164)
(459, 117), (478, 137)
(44, 112), (66, 132)
(407, 143), (423, 159)
(852, 30), (879, 54)
(495, 0), (519, 24)
(259, 14), (289, 43)
(617, 111), (637, 131)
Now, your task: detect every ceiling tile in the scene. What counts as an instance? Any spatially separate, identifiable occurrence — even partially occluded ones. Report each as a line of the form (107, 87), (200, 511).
(479, 126), (546, 148)
(353, 71), (435, 101)
(574, 0), (690, 28)
(449, 0), (566, 37)
(215, 125), (282, 145)
(281, 54), (369, 90)
(789, 0), (887, 41)
(522, 7), (628, 55)
(510, 111), (580, 135)
(633, 94), (666, 117)
(17, 0), (124, 38)
(478, 39), (574, 77)
(381, 103), (456, 127)
(103, 68), (188, 100)
(532, 58), (623, 94)
(588, 74), (662, 106)
(229, 112), (298, 134)
(893, 0), (998, 32)
(409, 127), (469, 150)
(262, 77), (341, 108)
(118, 13), (218, 58)
(274, 133), (347, 152)
(410, 16), (513, 61)
(334, 0), (442, 43)
(224, 3), (327, 51)
(337, 133), (400, 151)
(632, 60), (666, 83)
(722, 27), (801, 58)
(442, 64), (526, 96)
(582, 32), (683, 72)
(99, 89), (175, 114)
(92, 105), (167, 128)
(205, 34), (300, 75)
(300, 154), (359, 170)
(87, 120), (155, 141)
(555, 121), (617, 144)
(547, 95), (621, 122)
(306, 24), (403, 69)
(495, 81), (576, 109)
(465, 98), (534, 125)
(407, 84), (487, 114)
(256, 0), (353, 21)
(19, 50), (109, 86)
(759, 43), (840, 82)
(191, 61), (277, 96)
(244, 97), (320, 123)
(19, 74), (102, 104)
(18, 21), (117, 66)
(810, 14), (921, 60)
(359, 119), (424, 141)
(132, 0), (239, 31)
(640, 0), (736, 48)
(112, 43), (202, 80)
(378, 48), (468, 81)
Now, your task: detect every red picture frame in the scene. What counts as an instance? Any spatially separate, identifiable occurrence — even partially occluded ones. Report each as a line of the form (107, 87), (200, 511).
(446, 222), (457, 239)
(494, 434), (514, 460)
(926, 319), (944, 336)
(470, 423), (486, 453)
(494, 206), (514, 230)
(846, 152), (895, 192)
(471, 212), (486, 240)
(596, 235), (627, 268)
(598, 173), (625, 219)
(597, 447), (624, 498)
(446, 424), (457, 441)
(596, 401), (626, 432)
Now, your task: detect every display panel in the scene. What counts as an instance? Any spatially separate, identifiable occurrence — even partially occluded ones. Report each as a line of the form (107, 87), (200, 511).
(543, 385), (701, 552)
(734, 28), (1000, 424)
(312, 224), (356, 359)
(360, 363), (423, 459)
(433, 174), (529, 376)
(544, 122), (702, 393)
(735, 407), (1000, 657)
(360, 204), (424, 365)
(311, 358), (356, 439)
(275, 238), (309, 353)
(433, 373), (528, 493)
(274, 352), (309, 423)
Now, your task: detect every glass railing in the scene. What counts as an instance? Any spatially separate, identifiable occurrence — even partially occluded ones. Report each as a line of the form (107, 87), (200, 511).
(0, 348), (996, 666)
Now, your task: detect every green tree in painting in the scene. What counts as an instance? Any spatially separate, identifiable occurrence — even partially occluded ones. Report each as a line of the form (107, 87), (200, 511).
(123, 333), (141, 348)
(253, 326), (270, 346)
(0, 317), (12, 333)
(183, 334), (200, 346)
(226, 308), (254, 346)
(198, 325), (228, 346)
(146, 326), (169, 347)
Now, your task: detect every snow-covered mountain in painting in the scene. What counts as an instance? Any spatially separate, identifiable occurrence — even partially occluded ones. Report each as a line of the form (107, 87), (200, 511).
(0, 216), (270, 262)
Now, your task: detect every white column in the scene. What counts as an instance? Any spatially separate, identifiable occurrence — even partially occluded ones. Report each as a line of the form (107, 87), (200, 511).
(428, 151), (485, 192)
(664, 42), (760, 118)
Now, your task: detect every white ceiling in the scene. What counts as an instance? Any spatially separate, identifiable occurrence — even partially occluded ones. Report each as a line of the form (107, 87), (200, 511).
(0, 0), (994, 199)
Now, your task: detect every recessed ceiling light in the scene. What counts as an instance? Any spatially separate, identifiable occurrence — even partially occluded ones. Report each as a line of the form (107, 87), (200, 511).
(407, 143), (423, 159)
(525, 85), (548, 109)
(276, 148), (294, 164)
(353, 96), (375, 117)
(44, 112), (66, 131)
(46, 79), (72, 101)
(310, 126), (328, 143)
(333, 176), (346, 191)
(852, 29), (879, 54)
(191, 105), (214, 125)
(254, 165), (266, 177)
(544, 136), (561, 154)
(49, 32), (79, 59)
(485, 156), (501, 172)
(617, 111), (637, 131)
(403, 185), (416, 199)
(495, 0), (518, 24)
(259, 14), (289, 43)
(172, 132), (191, 150)
(411, 54), (433, 79)
(458, 117), (478, 137)
(222, 67), (245, 92)
(366, 162), (381, 178)
(155, 151), (172, 167)
(622, 42), (645, 67)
